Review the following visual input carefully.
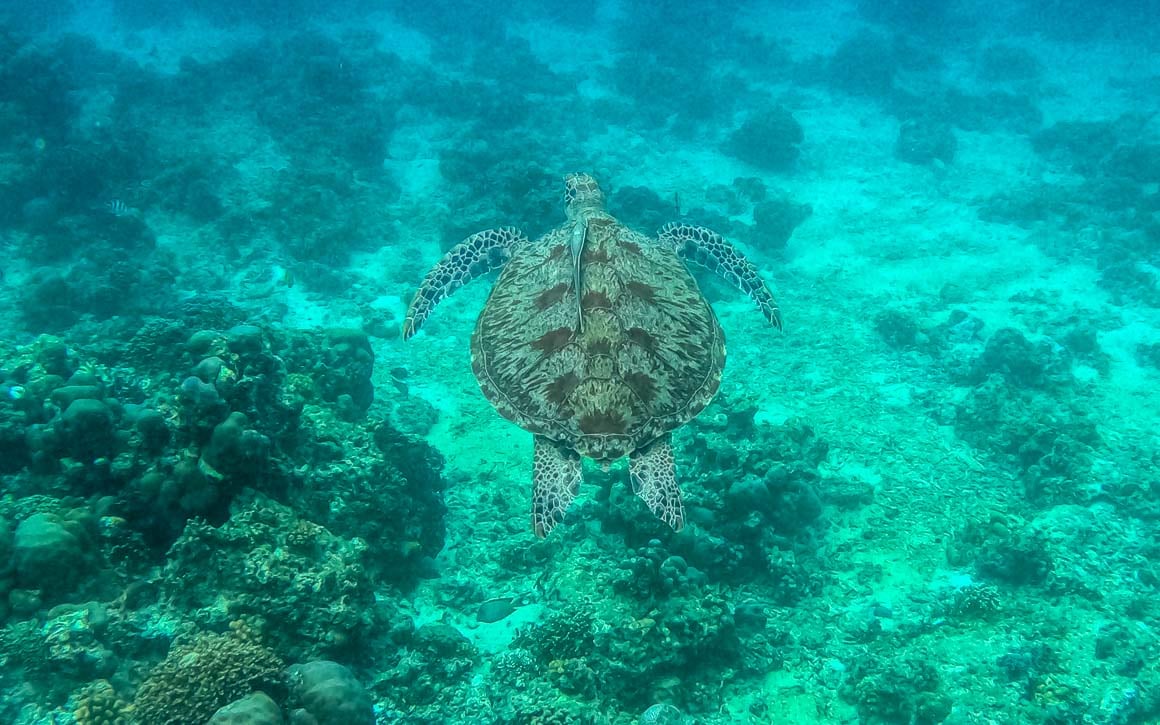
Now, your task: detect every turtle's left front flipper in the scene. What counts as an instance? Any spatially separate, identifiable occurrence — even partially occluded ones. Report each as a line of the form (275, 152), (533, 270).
(630, 434), (684, 532)
(403, 227), (527, 339)
(660, 223), (782, 330)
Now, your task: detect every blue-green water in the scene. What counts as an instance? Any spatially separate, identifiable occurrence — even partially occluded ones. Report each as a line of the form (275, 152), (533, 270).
(0, 1), (1158, 723)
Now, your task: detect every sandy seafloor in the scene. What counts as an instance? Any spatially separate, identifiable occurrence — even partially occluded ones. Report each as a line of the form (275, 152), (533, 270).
(1, 0), (1160, 723)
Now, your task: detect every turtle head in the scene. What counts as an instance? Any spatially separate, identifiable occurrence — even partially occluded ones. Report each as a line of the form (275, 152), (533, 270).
(563, 173), (605, 220)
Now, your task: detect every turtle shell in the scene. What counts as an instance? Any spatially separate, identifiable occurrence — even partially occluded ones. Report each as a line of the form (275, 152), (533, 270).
(470, 213), (725, 462)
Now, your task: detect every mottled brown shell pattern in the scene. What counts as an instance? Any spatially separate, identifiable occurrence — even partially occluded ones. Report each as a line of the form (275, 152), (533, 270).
(470, 213), (725, 463)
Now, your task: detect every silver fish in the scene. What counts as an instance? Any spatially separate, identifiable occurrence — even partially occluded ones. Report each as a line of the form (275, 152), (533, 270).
(476, 591), (536, 624)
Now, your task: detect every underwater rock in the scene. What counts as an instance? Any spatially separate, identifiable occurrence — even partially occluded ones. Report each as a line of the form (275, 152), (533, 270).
(895, 118), (957, 166)
(49, 384), (103, 408)
(180, 375), (230, 437)
(372, 422), (446, 491)
(874, 309), (922, 349)
(658, 555), (696, 593)
(20, 195), (58, 231)
(1104, 142), (1160, 185)
(1137, 342), (1160, 370)
(414, 623), (476, 659)
(56, 398), (117, 461)
(192, 356), (227, 384)
(979, 43), (1043, 83)
(172, 457), (218, 514)
(187, 329), (222, 357)
(334, 394), (360, 422)
(841, 654), (952, 724)
(974, 528), (1052, 586)
(13, 512), (86, 594)
(0, 403), (31, 474)
(21, 273), (81, 332)
(227, 324), (265, 356)
(125, 405), (171, 453)
(723, 107), (804, 172)
(946, 88), (1042, 135)
(316, 328), (375, 412)
(201, 411), (269, 479)
(41, 603), (117, 682)
(752, 195), (812, 251)
(616, 542), (708, 598)
(285, 660), (374, 725)
(827, 31), (897, 97)
(733, 176), (767, 202)
(180, 374), (223, 405)
(857, 0), (958, 33)
(391, 395), (440, 437)
(822, 477), (876, 510)
(8, 588), (42, 615)
(733, 600), (768, 630)
(384, 623), (478, 707)
(35, 335), (76, 378)
(609, 185), (673, 234)
(209, 692), (284, 725)
(1031, 119), (1118, 173)
(968, 327), (1072, 389)
(66, 368), (102, 387)
(763, 464), (823, 530)
(725, 475), (774, 515)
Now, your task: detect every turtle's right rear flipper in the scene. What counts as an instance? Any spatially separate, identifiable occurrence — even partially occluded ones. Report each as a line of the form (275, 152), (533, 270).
(532, 435), (582, 538)
(630, 433), (684, 532)
(403, 227), (527, 339)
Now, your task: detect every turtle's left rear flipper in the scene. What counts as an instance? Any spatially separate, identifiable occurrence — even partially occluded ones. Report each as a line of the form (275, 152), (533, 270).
(660, 223), (782, 330)
(630, 433), (684, 532)
(532, 435), (582, 538)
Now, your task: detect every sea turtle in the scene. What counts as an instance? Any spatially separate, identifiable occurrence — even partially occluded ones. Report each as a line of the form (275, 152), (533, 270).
(404, 173), (781, 537)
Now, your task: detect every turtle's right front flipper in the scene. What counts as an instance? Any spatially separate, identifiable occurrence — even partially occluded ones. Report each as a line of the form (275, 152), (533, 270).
(660, 223), (783, 330)
(403, 227), (528, 339)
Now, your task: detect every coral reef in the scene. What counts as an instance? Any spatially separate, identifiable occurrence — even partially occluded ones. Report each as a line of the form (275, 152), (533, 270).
(285, 660), (374, 725)
(0, 5), (1156, 724)
(722, 107), (804, 172)
(74, 680), (131, 725)
(208, 692), (284, 725)
(750, 194), (813, 252)
(161, 494), (382, 662)
(132, 631), (285, 725)
(827, 32), (898, 98)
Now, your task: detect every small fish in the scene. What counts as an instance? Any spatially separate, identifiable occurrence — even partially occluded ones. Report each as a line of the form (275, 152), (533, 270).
(106, 199), (132, 217)
(673, 192), (682, 218)
(476, 591), (536, 624)
(476, 597), (517, 624)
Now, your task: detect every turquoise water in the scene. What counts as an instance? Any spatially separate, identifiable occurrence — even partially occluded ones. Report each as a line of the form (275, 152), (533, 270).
(0, 1), (1158, 723)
